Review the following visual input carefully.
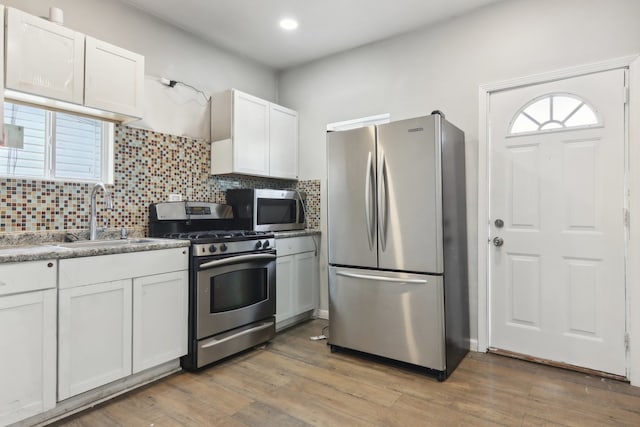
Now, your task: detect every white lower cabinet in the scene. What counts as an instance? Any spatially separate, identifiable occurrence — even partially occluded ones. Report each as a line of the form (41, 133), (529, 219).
(295, 251), (316, 314)
(132, 271), (188, 373)
(276, 255), (295, 324)
(275, 236), (319, 330)
(0, 288), (57, 425)
(0, 259), (57, 425)
(58, 279), (132, 400)
(57, 248), (188, 400)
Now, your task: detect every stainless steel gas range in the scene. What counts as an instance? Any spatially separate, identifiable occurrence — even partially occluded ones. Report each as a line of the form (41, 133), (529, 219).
(149, 201), (276, 370)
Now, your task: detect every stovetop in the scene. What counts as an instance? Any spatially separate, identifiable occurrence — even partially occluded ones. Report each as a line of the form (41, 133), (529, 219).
(163, 229), (273, 244)
(149, 201), (276, 257)
(161, 229), (276, 257)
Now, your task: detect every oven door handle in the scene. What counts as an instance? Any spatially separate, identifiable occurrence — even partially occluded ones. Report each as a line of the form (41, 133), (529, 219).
(199, 253), (276, 269)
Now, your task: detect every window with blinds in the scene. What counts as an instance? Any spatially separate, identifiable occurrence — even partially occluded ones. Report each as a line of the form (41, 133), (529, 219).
(0, 102), (113, 182)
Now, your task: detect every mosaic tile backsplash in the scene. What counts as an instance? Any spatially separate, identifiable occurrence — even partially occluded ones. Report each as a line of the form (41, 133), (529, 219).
(0, 125), (320, 237)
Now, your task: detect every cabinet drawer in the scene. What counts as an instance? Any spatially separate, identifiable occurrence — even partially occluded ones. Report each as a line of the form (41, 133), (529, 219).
(59, 247), (188, 289)
(0, 260), (57, 296)
(276, 236), (315, 256)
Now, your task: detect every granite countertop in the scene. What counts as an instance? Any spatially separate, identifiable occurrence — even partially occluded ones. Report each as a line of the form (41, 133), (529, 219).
(274, 229), (321, 239)
(0, 228), (320, 263)
(0, 238), (190, 264)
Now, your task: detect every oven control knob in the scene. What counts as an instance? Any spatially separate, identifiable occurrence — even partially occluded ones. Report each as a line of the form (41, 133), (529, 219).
(220, 243), (228, 252)
(209, 245), (217, 253)
(263, 240), (270, 249)
(255, 241), (263, 249)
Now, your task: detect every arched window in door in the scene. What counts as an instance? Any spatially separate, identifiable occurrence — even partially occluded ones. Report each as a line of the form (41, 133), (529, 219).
(509, 93), (601, 136)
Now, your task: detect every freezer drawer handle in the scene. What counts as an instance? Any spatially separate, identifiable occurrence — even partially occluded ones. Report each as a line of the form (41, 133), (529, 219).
(336, 271), (427, 284)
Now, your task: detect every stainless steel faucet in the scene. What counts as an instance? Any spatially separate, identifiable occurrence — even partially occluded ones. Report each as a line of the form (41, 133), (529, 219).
(89, 183), (114, 240)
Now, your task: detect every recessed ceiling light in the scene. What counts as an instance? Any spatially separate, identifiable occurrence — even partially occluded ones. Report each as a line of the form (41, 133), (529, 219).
(279, 18), (298, 31)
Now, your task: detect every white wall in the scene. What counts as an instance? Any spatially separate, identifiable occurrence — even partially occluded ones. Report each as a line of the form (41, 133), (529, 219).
(278, 0), (640, 341)
(4, 0), (278, 139)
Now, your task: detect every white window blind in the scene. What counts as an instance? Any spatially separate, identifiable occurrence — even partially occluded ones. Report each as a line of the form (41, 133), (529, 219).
(0, 102), (113, 182)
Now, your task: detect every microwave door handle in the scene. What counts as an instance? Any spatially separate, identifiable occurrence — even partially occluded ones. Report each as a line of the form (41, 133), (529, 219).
(364, 151), (375, 250)
(199, 253), (276, 269)
(377, 151), (387, 251)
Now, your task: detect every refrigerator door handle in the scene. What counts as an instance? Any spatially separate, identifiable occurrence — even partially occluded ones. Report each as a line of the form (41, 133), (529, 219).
(364, 151), (375, 250)
(377, 151), (388, 251)
(336, 271), (428, 285)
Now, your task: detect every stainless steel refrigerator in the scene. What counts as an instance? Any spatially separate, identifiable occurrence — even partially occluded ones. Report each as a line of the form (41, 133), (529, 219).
(327, 112), (469, 380)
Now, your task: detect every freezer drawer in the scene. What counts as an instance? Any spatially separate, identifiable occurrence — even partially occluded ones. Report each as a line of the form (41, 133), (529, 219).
(328, 266), (445, 370)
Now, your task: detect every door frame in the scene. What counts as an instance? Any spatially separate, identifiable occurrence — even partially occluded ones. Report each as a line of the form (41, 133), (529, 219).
(477, 54), (640, 385)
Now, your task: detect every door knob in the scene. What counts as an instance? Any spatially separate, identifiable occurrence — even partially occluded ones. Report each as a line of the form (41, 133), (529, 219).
(493, 237), (504, 247)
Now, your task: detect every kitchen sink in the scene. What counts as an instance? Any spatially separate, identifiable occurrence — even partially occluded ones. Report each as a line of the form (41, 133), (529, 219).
(55, 238), (157, 248)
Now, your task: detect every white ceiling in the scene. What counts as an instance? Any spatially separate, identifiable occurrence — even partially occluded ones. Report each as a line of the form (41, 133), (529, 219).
(120, 0), (504, 70)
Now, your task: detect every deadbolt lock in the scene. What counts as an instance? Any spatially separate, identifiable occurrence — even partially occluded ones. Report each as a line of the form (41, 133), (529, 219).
(494, 219), (504, 228)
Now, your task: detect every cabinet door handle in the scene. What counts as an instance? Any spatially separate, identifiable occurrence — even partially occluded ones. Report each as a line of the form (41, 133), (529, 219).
(47, 262), (54, 268)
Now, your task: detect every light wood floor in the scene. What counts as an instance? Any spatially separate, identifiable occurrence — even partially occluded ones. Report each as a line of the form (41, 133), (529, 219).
(55, 319), (640, 426)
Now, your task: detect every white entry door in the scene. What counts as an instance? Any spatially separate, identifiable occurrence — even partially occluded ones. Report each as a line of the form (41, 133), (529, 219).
(489, 69), (627, 376)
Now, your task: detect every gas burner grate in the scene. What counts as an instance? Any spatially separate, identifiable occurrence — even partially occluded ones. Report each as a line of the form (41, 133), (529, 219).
(162, 229), (274, 242)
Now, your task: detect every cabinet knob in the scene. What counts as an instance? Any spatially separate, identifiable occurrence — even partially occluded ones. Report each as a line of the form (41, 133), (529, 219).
(182, 250), (187, 255)
(47, 262), (54, 268)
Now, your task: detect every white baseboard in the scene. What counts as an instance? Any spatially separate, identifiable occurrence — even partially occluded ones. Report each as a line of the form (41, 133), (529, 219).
(316, 309), (329, 320)
(470, 338), (479, 352)
(27, 360), (180, 426)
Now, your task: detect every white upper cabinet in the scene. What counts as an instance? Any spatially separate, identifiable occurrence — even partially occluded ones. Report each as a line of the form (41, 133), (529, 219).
(233, 90), (271, 176)
(4, 7), (144, 122)
(85, 36), (145, 118)
(5, 7), (85, 104)
(270, 104), (299, 179)
(211, 89), (299, 179)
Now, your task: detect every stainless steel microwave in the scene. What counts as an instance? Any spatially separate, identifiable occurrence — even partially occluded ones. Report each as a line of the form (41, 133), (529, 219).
(226, 189), (307, 232)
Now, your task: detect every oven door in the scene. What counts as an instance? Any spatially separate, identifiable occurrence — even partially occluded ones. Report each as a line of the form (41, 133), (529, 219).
(196, 251), (276, 339)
